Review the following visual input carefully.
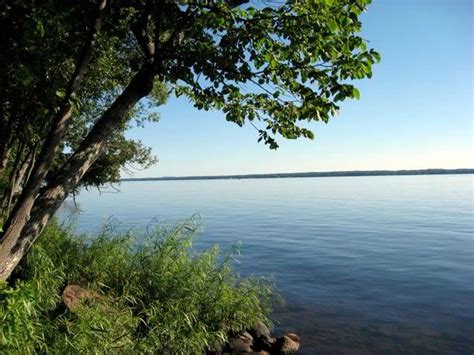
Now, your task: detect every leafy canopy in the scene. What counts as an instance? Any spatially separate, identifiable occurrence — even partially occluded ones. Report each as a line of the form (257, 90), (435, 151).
(166, 0), (379, 148)
(0, 0), (378, 189)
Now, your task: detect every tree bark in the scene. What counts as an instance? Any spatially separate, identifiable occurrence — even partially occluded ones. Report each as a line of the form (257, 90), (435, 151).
(22, 147), (37, 191)
(4, 146), (36, 216)
(0, 146), (11, 174)
(0, 63), (155, 281)
(0, 109), (17, 174)
(0, 141), (24, 214)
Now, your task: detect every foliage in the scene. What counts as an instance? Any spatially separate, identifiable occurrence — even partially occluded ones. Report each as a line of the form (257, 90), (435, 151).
(0, 0), (379, 186)
(172, 0), (380, 148)
(0, 219), (277, 353)
(0, 0), (165, 193)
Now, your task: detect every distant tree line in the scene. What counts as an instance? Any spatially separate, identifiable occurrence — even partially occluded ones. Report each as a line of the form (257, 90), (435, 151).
(122, 169), (474, 182)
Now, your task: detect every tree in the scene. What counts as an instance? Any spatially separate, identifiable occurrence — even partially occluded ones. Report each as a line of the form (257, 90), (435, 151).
(0, 0), (379, 281)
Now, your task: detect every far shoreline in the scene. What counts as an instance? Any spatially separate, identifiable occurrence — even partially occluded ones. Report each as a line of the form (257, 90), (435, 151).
(121, 168), (474, 182)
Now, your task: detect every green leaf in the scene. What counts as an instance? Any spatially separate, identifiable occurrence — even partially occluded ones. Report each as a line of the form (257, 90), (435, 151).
(372, 50), (381, 63)
(55, 90), (66, 98)
(352, 87), (360, 100)
(17, 65), (34, 86)
(35, 20), (45, 38)
(328, 19), (338, 32)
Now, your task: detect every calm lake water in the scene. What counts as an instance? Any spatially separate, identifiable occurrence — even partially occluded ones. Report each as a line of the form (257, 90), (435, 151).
(59, 174), (474, 354)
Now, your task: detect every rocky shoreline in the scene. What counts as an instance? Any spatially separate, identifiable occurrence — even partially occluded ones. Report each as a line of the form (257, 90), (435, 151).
(63, 285), (299, 354)
(209, 321), (300, 355)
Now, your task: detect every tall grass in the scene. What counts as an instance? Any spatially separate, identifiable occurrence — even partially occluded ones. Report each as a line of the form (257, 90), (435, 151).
(0, 219), (277, 354)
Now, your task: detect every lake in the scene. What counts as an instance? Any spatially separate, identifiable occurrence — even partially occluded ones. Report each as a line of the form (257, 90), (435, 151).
(58, 174), (474, 354)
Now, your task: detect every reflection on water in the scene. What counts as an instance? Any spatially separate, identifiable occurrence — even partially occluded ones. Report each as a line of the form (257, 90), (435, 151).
(58, 174), (474, 354)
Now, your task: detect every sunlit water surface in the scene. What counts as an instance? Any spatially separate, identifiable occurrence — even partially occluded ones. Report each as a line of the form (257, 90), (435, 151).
(58, 174), (474, 354)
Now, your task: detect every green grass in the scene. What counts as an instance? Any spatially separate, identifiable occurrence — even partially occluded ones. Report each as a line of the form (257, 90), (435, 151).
(0, 219), (278, 354)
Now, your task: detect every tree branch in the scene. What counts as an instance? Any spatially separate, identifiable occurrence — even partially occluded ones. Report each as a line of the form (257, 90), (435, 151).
(132, 2), (155, 58)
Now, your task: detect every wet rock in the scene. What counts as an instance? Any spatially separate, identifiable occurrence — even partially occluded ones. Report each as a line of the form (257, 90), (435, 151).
(227, 334), (253, 353)
(249, 320), (271, 339)
(216, 323), (300, 354)
(262, 334), (276, 344)
(241, 331), (254, 342)
(284, 333), (300, 343)
(274, 334), (300, 354)
(253, 334), (276, 352)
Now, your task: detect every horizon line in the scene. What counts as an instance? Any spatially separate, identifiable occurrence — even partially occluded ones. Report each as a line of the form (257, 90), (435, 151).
(121, 168), (474, 182)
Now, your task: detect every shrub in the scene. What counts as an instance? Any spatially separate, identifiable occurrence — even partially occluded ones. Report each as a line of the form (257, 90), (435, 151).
(0, 219), (277, 354)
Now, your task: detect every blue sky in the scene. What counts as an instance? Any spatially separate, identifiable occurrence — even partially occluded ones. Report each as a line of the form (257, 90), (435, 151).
(127, 0), (473, 177)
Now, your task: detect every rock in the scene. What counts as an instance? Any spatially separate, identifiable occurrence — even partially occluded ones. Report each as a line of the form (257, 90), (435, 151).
(262, 334), (276, 344)
(62, 285), (96, 311)
(241, 331), (254, 342)
(217, 323), (299, 355)
(284, 333), (300, 343)
(274, 335), (300, 354)
(253, 334), (276, 352)
(228, 335), (253, 353)
(249, 320), (271, 339)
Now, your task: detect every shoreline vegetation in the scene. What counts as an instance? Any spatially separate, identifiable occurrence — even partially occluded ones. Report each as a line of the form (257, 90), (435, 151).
(0, 219), (299, 354)
(121, 168), (474, 182)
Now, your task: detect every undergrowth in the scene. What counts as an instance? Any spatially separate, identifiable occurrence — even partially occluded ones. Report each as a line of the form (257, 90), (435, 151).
(0, 219), (277, 354)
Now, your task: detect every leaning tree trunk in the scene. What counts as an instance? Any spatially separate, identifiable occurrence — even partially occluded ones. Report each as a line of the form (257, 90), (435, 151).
(0, 140), (24, 214)
(3, 146), (36, 217)
(0, 146), (11, 175)
(2, 147), (38, 216)
(0, 64), (155, 281)
(0, 1), (106, 280)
